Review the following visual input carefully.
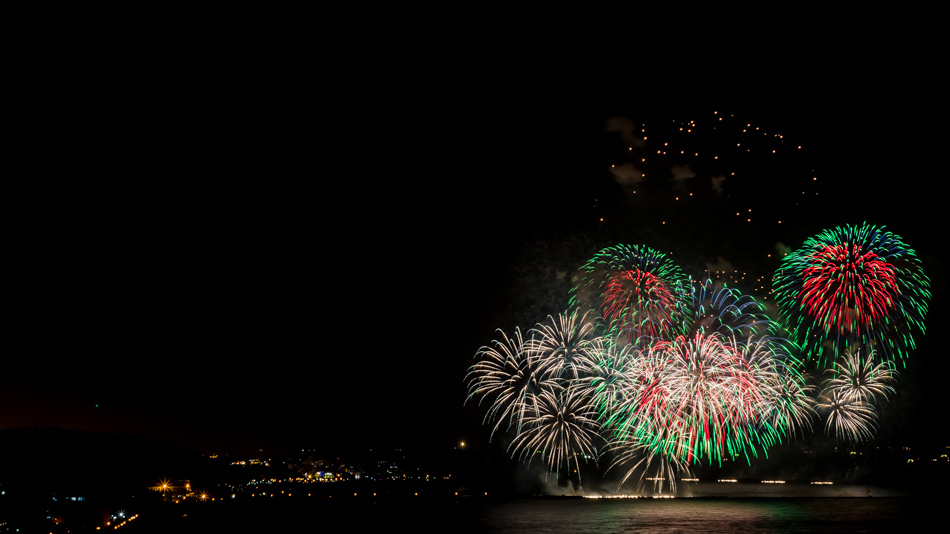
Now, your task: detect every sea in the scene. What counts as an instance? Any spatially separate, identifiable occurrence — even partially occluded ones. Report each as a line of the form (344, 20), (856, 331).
(124, 483), (945, 533)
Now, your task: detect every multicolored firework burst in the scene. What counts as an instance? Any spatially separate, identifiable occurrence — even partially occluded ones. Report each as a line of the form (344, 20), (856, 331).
(570, 244), (686, 345)
(602, 332), (810, 479)
(467, 227), (924, 493)
(669, 277), (812, 430)
(772, 223), (930, 367)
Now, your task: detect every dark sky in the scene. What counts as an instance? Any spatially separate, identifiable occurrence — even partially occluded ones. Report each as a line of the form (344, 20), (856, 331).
(5, 45), (947, 458)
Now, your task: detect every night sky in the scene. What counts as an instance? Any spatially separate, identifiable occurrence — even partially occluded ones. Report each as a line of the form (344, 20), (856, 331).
(5, 52), (947, 460)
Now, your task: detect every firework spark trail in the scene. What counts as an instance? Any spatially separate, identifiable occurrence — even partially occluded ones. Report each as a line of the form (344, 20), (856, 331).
(773, 223), (930, 367)
(748, 342), (817, 440)
(607, 437), (688, 494)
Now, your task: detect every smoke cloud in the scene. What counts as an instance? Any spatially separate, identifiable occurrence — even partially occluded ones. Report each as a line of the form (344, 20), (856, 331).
(605, 116), (645, 148)
(671, 164), (695, 184)
(705, 256), (735, 276)
(610, 163), (644, 187)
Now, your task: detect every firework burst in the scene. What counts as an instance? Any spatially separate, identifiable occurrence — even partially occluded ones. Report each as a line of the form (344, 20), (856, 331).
(465, 327), (559, 439)
(527, 310), (602, 380)
(604, 332), (811, 478)
(508, 386), (604, 482)
(772, 223), (930, 367)
(813, 348), (896, 443)
(570, 244), (686, 345)
(606, 437), (689, 494)
(822, 348), (897, 404)
(816, 389), (878, 444)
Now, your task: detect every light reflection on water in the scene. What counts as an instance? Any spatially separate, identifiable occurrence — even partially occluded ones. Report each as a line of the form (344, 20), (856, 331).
(467, 496), (938, 534)
(126, 485), (946, 533)
(589, 481), (909, 499)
